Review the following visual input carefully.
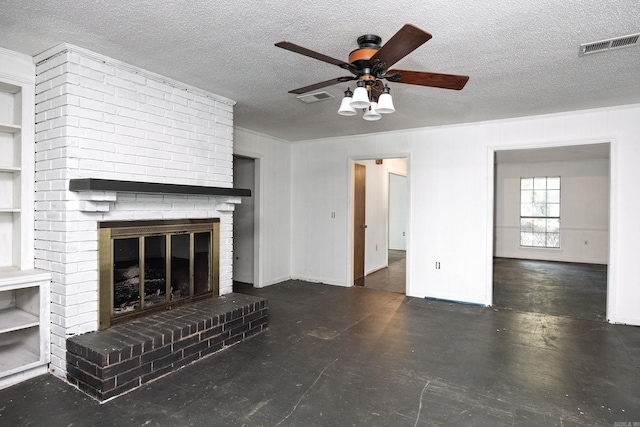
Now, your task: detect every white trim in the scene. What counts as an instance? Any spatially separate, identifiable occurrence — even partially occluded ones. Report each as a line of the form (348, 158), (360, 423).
(33, 43), (236, 106)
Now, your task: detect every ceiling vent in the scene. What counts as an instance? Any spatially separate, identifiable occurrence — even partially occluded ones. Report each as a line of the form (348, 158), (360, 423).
(296, 91), (335, 103)
(579, 33), (640, 56)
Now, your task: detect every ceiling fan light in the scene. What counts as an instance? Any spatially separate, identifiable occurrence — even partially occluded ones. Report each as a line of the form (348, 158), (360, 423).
(338, 94), (357, 116)
(363, 101), (382, 121)
(350, 84), (370, 109)
(376, 93), (395, 114)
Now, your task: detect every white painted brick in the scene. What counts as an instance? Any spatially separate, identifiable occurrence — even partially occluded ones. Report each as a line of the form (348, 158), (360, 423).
(80, 55), (116, 76)
(116, 67), (146, 85)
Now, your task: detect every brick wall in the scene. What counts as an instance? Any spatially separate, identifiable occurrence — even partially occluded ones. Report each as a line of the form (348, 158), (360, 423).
(33, 44), (237, 377)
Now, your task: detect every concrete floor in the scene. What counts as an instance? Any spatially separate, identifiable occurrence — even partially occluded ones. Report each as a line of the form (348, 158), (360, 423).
(493, 257), (607, 321)
(362, 250), (406, 294)
(1, 278), (639, 426)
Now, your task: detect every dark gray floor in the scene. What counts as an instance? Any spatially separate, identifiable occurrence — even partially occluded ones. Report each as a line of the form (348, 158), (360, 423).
(1, 279), (639, 426)
(493, 257), (607, 321)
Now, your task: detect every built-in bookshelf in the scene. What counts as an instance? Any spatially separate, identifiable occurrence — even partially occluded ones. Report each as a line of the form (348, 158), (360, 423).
(0, 47), (50, 389)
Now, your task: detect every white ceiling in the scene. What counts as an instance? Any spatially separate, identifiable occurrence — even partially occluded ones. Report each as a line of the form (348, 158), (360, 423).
(1, 1), (639, 142)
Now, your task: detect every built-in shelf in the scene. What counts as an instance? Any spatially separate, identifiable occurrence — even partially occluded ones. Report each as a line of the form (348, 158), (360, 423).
(0, 123), (20, 133)
(69, 178), (252, 197)
(0, 308), (39, 334)
(0, 208), (20, 213)
(0, 166), (21, 172)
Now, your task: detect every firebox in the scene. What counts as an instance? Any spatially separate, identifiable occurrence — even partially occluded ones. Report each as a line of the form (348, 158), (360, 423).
(98, 218), (220, 329)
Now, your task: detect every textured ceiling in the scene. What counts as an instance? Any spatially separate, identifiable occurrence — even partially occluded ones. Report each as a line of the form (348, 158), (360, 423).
(1, 0), (639, 142)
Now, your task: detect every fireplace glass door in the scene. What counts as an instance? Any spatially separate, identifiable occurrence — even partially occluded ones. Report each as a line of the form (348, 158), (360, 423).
(99, 219), (219, 329)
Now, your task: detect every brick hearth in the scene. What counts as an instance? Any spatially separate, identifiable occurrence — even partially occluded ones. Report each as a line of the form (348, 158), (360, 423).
(66, 293), (267, 401)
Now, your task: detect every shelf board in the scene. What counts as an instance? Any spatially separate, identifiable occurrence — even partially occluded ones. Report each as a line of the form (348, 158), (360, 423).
(0, 166), (21, 173)
(0, 123), (21, 133)
(0, 346), (40, 377)
(0, 307), (39, 334)
(0, 208), (20, 213)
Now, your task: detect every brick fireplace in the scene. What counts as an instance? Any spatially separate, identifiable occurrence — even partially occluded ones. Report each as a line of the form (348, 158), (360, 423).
(32, 43), (262, 383)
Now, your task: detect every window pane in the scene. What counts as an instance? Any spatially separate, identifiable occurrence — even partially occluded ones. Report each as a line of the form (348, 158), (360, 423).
(113, 238), (140, 315)
(534, 177), (547, 189)
(532, 232), (546, 246)
(533, 190), (547, 204)
(521, 218), (533, 232)
(533, 203), (546, 217)
(547, 177), (560, 190)
(547, 190), (560, 203)
(171, 233), (190, 300)
(547, 204), (560, 217)
(533, 218), (546, 232)
(521, 178), (533, 190)
(521, 203), (533, 216)
(547, 218), (560, 232)
(547, 233), (560, 247)
(521, 190), (533, 203)
(144, 235), (166, 307)
(521, 232), (533, 246)
(194, 232), (211, 295)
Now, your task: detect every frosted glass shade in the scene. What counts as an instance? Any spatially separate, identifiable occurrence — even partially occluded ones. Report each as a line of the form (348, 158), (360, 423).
(362, 102), (381, 121)
(337, 96), (357, 116)
(376, 93), (395, 114)
(350, 86), (370, 109)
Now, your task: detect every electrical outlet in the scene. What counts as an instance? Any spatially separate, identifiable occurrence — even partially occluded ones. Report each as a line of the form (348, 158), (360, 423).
(402, 232), (405, 236)
(435, 262), (441, 269)
(331, 212), (335, 218)
(376, 244), (378, 250)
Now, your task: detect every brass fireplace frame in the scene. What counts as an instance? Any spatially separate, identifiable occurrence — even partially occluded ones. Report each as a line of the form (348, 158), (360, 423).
(98, 218), (220, 329)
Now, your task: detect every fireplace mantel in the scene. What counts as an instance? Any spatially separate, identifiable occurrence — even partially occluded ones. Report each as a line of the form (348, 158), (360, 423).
(69, 178), (250, 212)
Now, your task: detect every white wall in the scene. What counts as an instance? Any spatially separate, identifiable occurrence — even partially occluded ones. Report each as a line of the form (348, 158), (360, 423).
(288, 104), (640, 326)
(495, 158), (609, 264)
(232, 156), (255, 283)
(233, 128), (291, 287)
(389, 173), (407, 250)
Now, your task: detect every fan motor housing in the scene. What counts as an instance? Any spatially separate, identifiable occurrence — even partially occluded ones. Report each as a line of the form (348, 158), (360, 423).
(349, 34), (382, 70)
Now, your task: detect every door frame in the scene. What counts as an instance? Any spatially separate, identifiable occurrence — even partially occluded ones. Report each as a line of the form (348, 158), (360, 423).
(348, 155), (411, 292)
(233, 150), (263, 288)
(486, 138), (616, 321)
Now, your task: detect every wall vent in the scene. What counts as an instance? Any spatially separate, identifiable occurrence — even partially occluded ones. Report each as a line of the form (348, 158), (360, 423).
(296, 91), (335, 103)
(579, 33), (640, 56)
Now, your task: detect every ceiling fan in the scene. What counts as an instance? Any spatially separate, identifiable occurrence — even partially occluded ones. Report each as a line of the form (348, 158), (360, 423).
(275, 24), (469, 119)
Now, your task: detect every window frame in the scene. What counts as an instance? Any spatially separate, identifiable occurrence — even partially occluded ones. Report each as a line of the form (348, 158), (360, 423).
(519, 176), (561, 248)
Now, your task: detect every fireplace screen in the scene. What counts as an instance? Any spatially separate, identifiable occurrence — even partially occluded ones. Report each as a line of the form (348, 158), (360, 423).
(99, 219), (219, 329)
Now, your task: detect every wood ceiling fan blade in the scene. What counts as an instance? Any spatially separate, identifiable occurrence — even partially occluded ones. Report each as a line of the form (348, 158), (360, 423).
(388, 69), (469, 90)
(288, 77), (354, 94)
(275, 41), (354, 71)
(369, 24), (432, 70)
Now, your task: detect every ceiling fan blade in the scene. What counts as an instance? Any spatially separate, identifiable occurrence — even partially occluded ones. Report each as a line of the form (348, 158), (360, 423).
(388, 69), (469, 90)
(275, 41), (354, 72)
(288, 77), (355, 94)
(369, 24), (432, 70)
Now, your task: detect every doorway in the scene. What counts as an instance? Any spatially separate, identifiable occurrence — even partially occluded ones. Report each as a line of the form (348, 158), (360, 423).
(352, 158), (408, 293)
(233, 155), (257, 286)
(491, 143), (610, 321)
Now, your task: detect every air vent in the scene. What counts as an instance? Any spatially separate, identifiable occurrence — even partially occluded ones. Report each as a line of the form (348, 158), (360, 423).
(296, 91), (335, 103)
(579, 33), (640, 56)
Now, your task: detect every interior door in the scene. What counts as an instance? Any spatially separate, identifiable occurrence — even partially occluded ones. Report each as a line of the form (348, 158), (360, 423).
(354, 163), (366, 285)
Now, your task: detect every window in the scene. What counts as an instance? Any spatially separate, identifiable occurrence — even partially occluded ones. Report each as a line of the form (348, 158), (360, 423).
(520, 177), (560, 248)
